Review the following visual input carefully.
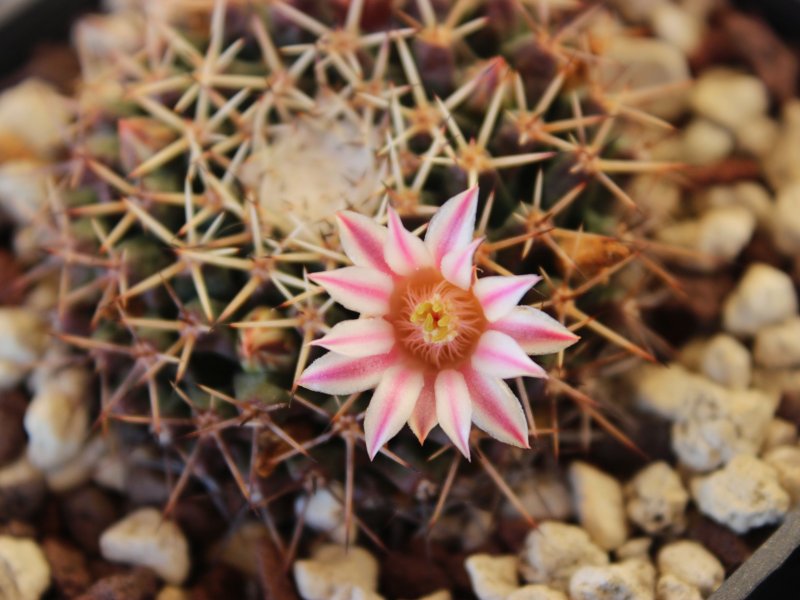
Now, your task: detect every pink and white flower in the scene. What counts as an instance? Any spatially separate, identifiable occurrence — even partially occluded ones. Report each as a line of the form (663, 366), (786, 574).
(297, 187), (579, 459)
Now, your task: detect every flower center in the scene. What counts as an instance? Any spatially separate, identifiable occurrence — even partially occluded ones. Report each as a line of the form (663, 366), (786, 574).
(389, 269), (487, 370)
(410, 294), (459, 344)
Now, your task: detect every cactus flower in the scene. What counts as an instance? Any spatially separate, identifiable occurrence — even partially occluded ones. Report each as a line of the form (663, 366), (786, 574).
(298, 187), (579, 459)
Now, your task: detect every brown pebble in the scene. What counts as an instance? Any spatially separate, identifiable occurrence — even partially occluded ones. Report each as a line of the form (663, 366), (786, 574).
(75, 567), (158, 600)
(686, 510), (753, 573)
(777, 392), (800, 428)
(380, 551), (451, 599)
(0, 520), (36, 538)
(0, 391), (28, 467)
(0, 250), (23, 305)
(720, 11), (799, 102)
(87, 559), (127, 582)
(43, 537), (92, 598)
(62, 486), (120, 556)
(685, 159), (763, 186)
(191, 565), (246, 600)
(496, 518), (532, 553)
(172, 498), (226, 547)
(0, 463), (46, 521)
(125, 467), (169, 506)
(671, 270), (736, 326)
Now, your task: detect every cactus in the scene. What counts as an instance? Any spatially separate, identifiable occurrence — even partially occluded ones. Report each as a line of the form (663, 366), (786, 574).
(4, 0), (686, 592)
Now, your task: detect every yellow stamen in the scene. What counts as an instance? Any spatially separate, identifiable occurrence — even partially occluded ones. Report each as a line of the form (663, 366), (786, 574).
(410, 294), (459, 344)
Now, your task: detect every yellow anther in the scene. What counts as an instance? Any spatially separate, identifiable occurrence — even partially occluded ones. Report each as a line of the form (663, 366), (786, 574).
(410, 293), (458, 344)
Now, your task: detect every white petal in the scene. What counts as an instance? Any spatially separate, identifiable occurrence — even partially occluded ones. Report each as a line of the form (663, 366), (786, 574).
(491, 306), (579, 355)
(473, 274), (541, 322)
(298, 351), (397, 395)
(336, 211), (390, 273)
(309, 267), (393, 316)
(463, 367), (529, 448)
(440, 238), (482, 290)
(472, 330), (547, 379)
(435, 369), (473, 459)
(364, 364), (425, 459)
(408, 373), (437, 444)
(424, 186), (479, 266)
(311, 318), (396, 357)
(384, 207), (433, 276)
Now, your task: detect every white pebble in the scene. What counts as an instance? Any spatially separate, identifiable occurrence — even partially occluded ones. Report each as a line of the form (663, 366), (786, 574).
(682, 119), (734, 166)
(723, 263), (798, 336)
(650, 2), (702, 54)
(754, 317), (800, 368)
(762, 419), (798, 452)
(569, 559), (656, 600)
(0, 163), (49, 228)
(600, 37), (689, 120)
(0, 536), (51, 600)
(607, 0), (666, 22)
(504, 472), (572, 522)
(73, 14), (143, 82)
(0, 454), (44, 490)
(297, 483), (356, 545)
(657, 541), (723, 596)
(625, 462), (688, 534)
(713, 182), (772, 225)
(629, 176), (681, 224)
(0, 361), (28, 392)
(429, 507), (492, 552)
(773, 182), (800, 255)
(752, 367), (800, 395)
(44, 435), (107, 492)
(0, 79), (70, 158)
(656, 574), (702, 600)
(214, 521), (268, 577)
(615, 538), (652, 562)
(763, 445), (800, 503)
(570, 462), (628, 550)
(735, 114), (780, 159)
(100, 508), (190, 585)
(701, 334), (751, 389)
(696, 206), (755, 261)
(508, 585), (567, 600)
(690, 69), (769, 130)
(764, 100), (800, 189)
(156, 587), (190, 600)
(691, 455), (790, 533)
(672, 386), (775, 472)
(464, 554), (519, 600)
(632, 364), (706, 420)
(0, 308), (47, 390)
(520, 521), (608, 589)
(657, 207), (755, 266)
(24, 367), (90, 471)
(293, 545), (380, 600)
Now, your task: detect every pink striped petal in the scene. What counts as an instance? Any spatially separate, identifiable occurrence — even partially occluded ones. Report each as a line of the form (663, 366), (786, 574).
(310, 318), (396, 358)
(309, 267), (393, 316)
(364, 364), (425, 460)
(336, 211), (390, 273)
(435, 369), (473, 459)
(440, 237), (482, 290)
(384, 207), (433, 276)
(298, 350), (397, 395)
(462, 367), (530, 448)
(491, 306), (579, 355)
(473, 274), (542, 322)
(472, 330), (547, 379)
(408, 374), (437, 443)
(424, 186), (479, 266)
